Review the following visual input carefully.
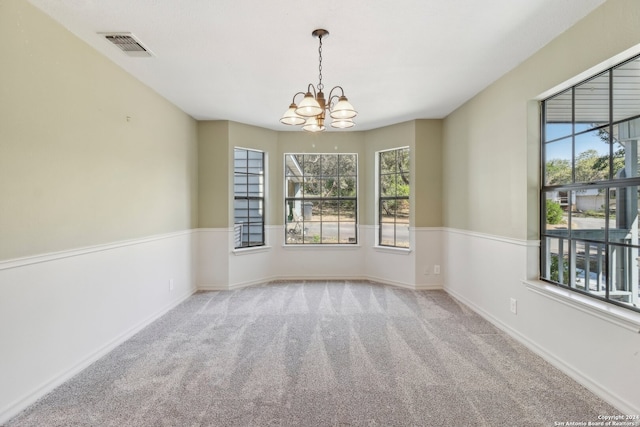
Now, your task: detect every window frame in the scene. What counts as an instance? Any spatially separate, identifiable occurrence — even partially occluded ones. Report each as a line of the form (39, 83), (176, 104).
(284, 153), (358, 245)
(377, 147), (410, 249)
(233, 147), (265, 249)
(540, 54), (640, 313)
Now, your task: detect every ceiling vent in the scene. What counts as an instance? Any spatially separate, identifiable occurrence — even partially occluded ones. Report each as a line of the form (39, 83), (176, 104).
(100, 33), (153, 57)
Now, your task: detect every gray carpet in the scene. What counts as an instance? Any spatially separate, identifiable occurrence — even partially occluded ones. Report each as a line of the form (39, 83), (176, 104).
(7, 280), (618, 426)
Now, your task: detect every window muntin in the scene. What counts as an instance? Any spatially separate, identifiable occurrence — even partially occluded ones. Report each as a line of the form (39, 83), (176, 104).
(285, 153), (357, 244)
(234, 148), (265, 248)
(541, 55), (640, 312)
(378, 147), (410, 248)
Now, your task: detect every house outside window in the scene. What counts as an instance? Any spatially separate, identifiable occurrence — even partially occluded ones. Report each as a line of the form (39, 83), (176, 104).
(285, 153), (357, 244)
(378, 147), (410, 248)
(541, 54), (640, 312)
(234, 148), (265, 248)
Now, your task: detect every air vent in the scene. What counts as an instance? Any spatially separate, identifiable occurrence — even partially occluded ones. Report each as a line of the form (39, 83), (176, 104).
(100, 33), (153, 57)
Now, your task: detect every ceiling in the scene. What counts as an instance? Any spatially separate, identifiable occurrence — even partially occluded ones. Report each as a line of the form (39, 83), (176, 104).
(27, 0), (605, 131)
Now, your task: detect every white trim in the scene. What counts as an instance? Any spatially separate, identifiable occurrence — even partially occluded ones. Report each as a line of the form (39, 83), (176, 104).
(0, 230), (195, 271)
(444, 285), (638, 416)
(0, 288), (196, 425)
(524, 279), (640, 333)
(281, 244), (361, 250)
(232, 245), (272, 255)
(373, 246), (411, 255)
(443, 227), (537, 247)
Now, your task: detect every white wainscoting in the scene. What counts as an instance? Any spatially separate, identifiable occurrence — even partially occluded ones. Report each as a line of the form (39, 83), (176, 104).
(442, 227), (640, 415)
(0, 231), (197, 425)
(196, 226), (444, 290)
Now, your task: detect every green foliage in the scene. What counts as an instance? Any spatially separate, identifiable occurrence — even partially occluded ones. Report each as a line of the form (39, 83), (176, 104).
(545, 145), (626, 185)
(549, 255), (569, 284)
(545, 158), (571, 185)
(546, 200), (564, 224)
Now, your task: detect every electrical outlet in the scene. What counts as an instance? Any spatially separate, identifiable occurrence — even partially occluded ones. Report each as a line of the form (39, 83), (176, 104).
(510, 298), (517, 314)
(424, 267), (430, 276)
(434, 265), (440, 275)
(169, 279), (174, 292)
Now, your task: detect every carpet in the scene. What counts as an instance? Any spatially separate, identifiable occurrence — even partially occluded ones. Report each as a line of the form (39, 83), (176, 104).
(7, 280), (619, 426)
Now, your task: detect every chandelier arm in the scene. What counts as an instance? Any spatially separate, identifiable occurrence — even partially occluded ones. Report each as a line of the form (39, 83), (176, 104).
(328, 86), (346, 101)
(291, 91), (306, 104)
(327, 86), (346, 110)
(306, 84), (317, 98)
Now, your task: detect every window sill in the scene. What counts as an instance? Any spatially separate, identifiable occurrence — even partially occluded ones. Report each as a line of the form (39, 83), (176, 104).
(373, 245), (412, 255)
(523, 279), (640, 333)
(282, 244), (360, 250)
(232, 245), (271, 256)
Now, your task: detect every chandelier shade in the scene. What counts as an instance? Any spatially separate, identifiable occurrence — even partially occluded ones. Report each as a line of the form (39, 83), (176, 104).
(280, 103), (306, 125)
(330, 118), (355, 129)
(280, 29), (357, 133)
(295, 92), (323, 117)
(329, 96), (357, 120)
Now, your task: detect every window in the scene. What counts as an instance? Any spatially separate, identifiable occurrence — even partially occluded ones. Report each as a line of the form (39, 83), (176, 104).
(284, 153), (357, 244)
(378, 147), (410, 248)
(541, 54), (640, 312)
(234, 148), (265, 248)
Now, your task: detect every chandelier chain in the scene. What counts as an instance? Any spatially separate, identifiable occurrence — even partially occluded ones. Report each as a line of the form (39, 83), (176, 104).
(317, 35), (324, 92)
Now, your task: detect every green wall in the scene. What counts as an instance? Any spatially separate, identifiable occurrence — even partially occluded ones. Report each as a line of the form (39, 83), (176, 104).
(197, 119), (442, 229)
(0, 0), (198, 260)
(442, 0), (640, 241)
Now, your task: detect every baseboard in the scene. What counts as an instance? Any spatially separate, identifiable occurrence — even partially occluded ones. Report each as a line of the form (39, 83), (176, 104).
(0, 288), (197, 425)
(444, 285), (638, 415)
(198, 276), (442, 292)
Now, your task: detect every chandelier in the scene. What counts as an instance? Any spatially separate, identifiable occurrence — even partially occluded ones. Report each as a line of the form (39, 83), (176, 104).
(280, 29), (357, 132)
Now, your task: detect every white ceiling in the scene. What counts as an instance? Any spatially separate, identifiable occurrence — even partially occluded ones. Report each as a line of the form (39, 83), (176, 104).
(27, 0), (605, 131)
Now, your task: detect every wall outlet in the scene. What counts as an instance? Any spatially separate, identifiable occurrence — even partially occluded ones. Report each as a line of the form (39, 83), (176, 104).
(434, 265), (440, 275)
(169, 279), (174, 292)
(510, 298), (517, 314)
(424, 267), (430, 276)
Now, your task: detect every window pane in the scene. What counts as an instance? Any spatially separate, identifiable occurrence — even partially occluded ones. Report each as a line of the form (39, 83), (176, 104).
(544, 89), (572, 141)
(285, 153), (358, 245)
(234, 148), (265, 248)
(234, 174), (248, 194)
(544, 137), (572, 185)
(303, 154), (321, 175)
(543, 192), (568, 233)
(608, 244), (639, 306)
(608, 186), (640, 244)
(380, 200), (396, 223)
(543, 237), (570, 285)
(248, 158), (262, 174)
(321, 154), (338, 176)
(575, 72), (609, 132)
(380, 151), (396, 174)
(381, 174), (397, 197)
(322, 222), (339, 244)
(338, 222), (357, 244)
(339, 200), (356, 220)
(380, 223), (395, 247)
(303, 178), (322, 197)
(575, 240), (607, 295)
(338, 176), (356, 197)
(542, 55), (640, 312)
(574, 129), (610, 183)
(613, 57), (640, 122)
(340, 154), (357, 176)
(571, 190), (607, 242)
(612, 120), (640, 179)
(396, 199), (409, 223)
